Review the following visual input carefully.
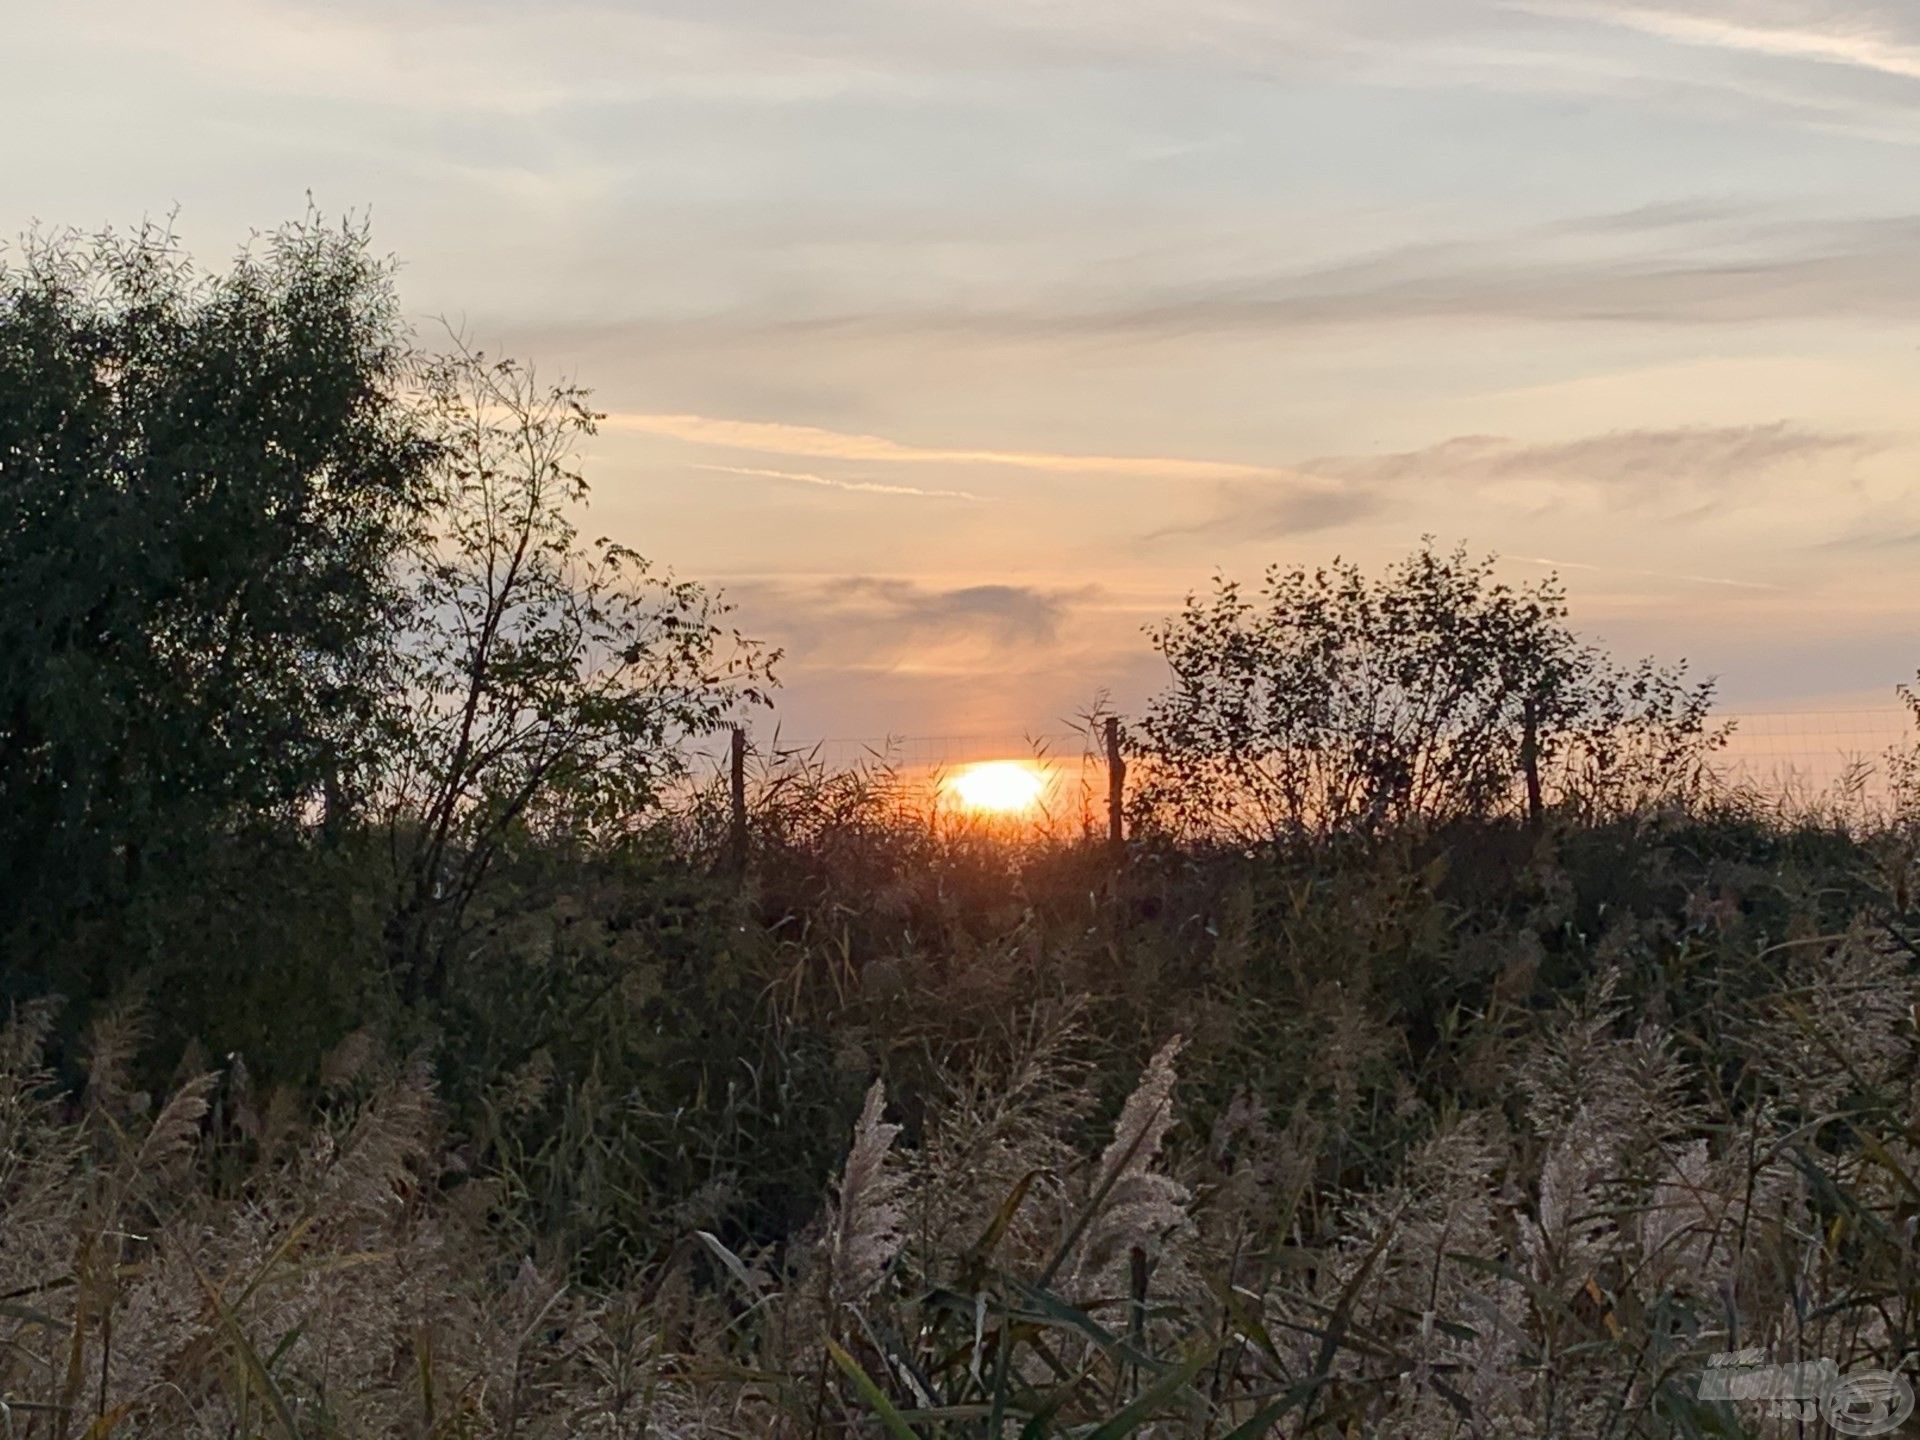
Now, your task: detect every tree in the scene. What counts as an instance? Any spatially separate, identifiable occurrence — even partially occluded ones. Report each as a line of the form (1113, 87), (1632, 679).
(378, 345), (774, 1001)
(0, 216), (431, 949)
(1129, 541), (1724, 844)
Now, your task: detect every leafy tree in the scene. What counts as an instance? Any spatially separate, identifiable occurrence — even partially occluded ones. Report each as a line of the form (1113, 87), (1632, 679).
(378, 345), (775, 1001)
(1130, 541), (1724, 844)
(0, 217), (431, 958)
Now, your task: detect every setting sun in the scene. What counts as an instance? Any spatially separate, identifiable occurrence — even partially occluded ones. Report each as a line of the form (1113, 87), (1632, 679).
(947, 760), (1047, 815)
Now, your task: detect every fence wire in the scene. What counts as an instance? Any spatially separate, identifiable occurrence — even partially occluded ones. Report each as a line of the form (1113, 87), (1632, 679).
(692, 708), (1919, 809)
(1711, 708), (1914, 800)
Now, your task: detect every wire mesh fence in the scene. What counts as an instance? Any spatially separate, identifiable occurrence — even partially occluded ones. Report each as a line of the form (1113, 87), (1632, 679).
(771, 732), (1091, 770)
(1711, 708), (1915, 803)
(691, 707), (1920, 814)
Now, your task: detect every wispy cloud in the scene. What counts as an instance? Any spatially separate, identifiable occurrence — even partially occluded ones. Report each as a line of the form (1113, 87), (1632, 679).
(43, 0), (912, 114)
(1510, 554), (1780, 590)
(729, 576), (1102, 665)
(1146, 478), (1378, 543)
(1307, 422), (1875, 493)
(611, 412), (1282, 482)
(620, 212), (1920, 347)
(1811, 523), (1920, 552)
(1162, 423), (1875, 544)
(693, 462), (983, 501)
(1081, 233), (1920, 332)
(1528, 3), (1920, 83)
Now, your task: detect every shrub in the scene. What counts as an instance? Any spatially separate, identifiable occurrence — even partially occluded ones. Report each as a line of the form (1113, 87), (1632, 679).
(1129, 540), (1725, 844)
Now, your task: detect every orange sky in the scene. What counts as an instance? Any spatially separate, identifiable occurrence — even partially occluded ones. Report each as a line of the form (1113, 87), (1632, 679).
(9, 0), (1920, 739)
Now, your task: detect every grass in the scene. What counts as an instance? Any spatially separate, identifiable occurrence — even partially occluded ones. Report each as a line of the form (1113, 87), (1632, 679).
(4, 773), (1920, 1437)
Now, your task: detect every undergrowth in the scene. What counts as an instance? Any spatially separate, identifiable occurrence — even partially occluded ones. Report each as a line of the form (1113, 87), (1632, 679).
(6, 776), (1920, 1437)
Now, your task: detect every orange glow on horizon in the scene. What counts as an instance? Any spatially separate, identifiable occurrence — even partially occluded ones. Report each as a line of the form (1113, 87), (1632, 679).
(946, 759), (1047, 815)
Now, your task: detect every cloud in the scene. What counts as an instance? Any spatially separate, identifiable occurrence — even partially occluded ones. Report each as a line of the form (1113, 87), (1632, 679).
(1306, 422), (1874, 492)
(591, 212), (1920, 351)
(41, 0), (918, 114)
(1545, 197), (1764, 236)
(727, 576), (1101, 671)
(1147, 478), (1379, 543)
(692, 462), (983, 501)
(814, 578), (1092, 646)
(716, 573), (1146, 737)
(1039, 227), (1920, 333)
(1811, 523), (1920, 552)
(1526, 3), (1920, 83)
(1483, 2), (1920, 146)
(610, 412), (1282, 482)
(1163, 423), (1875, 543)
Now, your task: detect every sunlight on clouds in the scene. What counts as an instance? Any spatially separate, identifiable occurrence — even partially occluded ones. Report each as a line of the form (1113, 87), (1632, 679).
(9, 0), (1920, 729)
(40, 0), (893, 114)
(692, 463), (984, 501)
(1525, 3), (1920, 83)
(606, 412), (1287, 482)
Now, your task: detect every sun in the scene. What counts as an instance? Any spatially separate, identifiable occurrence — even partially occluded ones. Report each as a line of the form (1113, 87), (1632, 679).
(947, 760), (1047, 815)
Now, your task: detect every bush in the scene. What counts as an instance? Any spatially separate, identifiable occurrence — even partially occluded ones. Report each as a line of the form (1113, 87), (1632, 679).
(1129, 540), (1726, 844)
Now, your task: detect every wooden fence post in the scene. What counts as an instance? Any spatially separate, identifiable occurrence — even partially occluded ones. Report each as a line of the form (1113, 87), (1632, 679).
(729, 725), (748, 875)
(1105, 716), (1126, 849)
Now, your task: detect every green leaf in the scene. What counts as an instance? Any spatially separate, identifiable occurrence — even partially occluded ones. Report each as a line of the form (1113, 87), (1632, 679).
(825, 1338), (921, 1440)
(1083, 1338), (1219, 1440)
(1216, 1397), (1294, 1440)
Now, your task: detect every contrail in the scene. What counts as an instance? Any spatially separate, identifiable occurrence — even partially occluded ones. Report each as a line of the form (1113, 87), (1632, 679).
(611, 411), (1282, 482)
(694, 463), (983, 501)
(1513, 555), (1780, 591)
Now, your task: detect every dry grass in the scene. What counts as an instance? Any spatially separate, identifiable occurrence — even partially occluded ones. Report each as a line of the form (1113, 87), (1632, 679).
(4, 895), (1919, 1437)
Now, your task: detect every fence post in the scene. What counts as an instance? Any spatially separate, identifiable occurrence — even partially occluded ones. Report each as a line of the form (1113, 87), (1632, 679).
(1105, 716), (1126, 849)
(1520, 697), (1543, 832)
(729, 725), (748, 876)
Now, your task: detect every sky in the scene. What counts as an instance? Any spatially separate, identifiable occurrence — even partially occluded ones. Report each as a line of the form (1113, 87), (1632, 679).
(7, 0), (1920, 742)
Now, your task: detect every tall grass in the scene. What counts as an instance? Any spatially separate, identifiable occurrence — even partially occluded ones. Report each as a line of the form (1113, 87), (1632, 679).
(5, 780), (1919, 1435)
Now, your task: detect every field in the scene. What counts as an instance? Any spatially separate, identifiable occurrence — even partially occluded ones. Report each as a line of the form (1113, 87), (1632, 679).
(7, 774), (1920, 1438)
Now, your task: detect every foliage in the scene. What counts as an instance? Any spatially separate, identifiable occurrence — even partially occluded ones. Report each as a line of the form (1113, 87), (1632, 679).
(1129, 541), (1726, 844)
(375, 343), (774, 1000)
(5, 864), (1920, 1436)
(0, 215), (430, 966)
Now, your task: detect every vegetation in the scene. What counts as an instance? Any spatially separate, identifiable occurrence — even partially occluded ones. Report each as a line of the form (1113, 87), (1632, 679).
(0, 217), (431, 969)
(4, 217), (1920, 1437)
(1131, 546), (1725, 844)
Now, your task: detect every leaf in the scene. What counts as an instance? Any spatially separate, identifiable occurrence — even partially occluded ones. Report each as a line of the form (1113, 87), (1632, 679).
(1216, 1397), (1294, 1440)
(1008, 1280), (1161, 1375)
(825, 1337), (921, 1440)
(1015, 1358), (1103, 1439)
(1294, 1222), (1397, 1428)
(231, 1218), (316, 1312)
(1083, 1338), (1219, 1440)
(965, 1169), (1041, 1270)
(189, 1259), (304, 1439)
(694, 1230), (766, 1301)
(1857, 1130), (1920, 1205)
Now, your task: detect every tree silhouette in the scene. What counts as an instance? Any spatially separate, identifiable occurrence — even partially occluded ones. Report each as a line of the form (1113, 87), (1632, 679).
(1130, 541), (1724, 844)
(0, 215), (430, 955)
